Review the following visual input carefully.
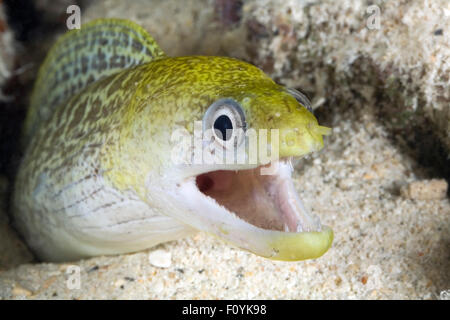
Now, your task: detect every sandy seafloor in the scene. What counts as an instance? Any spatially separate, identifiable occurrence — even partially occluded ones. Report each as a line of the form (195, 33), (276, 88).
(0, 101), (448, 300)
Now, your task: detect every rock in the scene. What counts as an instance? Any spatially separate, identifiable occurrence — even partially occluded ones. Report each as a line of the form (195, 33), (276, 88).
(401, 179), (448, 200)
(148, 249), (172, 268)
(11, 284), (33, 297)
(241, 0), (450, 156)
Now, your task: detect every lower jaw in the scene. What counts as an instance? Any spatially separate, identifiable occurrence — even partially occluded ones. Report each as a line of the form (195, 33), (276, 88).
(263, 226), (333, 261)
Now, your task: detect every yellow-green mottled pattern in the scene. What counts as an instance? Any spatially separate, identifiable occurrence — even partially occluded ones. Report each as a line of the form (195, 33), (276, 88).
(14, 19), (331, 261)
(15, 54), (324, 225)
(99, 56), (326, 199)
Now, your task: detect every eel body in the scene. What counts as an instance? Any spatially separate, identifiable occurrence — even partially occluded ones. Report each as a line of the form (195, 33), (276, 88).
(13, 19), (333, 262)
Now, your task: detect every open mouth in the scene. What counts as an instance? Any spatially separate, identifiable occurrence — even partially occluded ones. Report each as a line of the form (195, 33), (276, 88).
(174, 157), (332, 261)
(194, 158), (322, 234)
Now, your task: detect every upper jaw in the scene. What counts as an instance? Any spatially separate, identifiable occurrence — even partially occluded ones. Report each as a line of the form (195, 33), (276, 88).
(169, 158), (333, 261)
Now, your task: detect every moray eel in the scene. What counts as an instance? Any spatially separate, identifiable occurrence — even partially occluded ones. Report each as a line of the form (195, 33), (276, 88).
(13, 19), (333, 262)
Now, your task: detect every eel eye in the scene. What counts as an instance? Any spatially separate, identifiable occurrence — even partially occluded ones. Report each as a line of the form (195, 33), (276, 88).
(214, 115), (233, 141)
(286, 88), (313, 113)
(203, 98), (246, 148)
